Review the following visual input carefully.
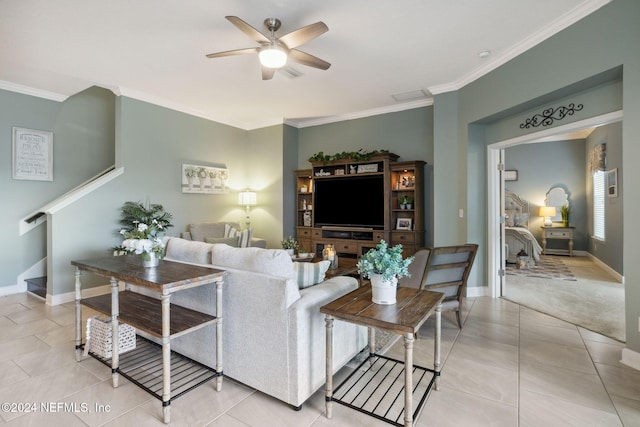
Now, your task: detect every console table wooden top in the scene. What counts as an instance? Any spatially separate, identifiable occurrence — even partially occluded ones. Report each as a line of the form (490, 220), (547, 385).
(320, 284), (444, 336)
(71, 255), (226, 294)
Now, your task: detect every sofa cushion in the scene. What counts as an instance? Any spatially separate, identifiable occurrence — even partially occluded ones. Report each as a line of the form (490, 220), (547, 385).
(293, 261), (331, 289)
(204, 236), (238, 247)
(165, 238), (211, 264)
(211, 244), (294, 277)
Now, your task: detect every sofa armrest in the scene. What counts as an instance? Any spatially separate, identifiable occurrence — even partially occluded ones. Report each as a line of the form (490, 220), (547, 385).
(250, 237), (267, 248)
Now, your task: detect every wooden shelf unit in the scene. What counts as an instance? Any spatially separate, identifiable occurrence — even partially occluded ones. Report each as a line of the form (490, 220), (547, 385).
(295, 154), (426, 258)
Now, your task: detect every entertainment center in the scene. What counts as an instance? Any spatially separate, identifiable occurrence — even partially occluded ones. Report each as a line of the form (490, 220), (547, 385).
(295, 152), (425, 258)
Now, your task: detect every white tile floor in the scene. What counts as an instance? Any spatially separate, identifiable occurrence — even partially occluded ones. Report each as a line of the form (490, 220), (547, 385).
(1, 292), (639, 426)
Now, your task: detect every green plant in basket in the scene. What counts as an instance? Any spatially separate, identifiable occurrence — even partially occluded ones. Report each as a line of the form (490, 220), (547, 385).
(357, 240), (414, 282)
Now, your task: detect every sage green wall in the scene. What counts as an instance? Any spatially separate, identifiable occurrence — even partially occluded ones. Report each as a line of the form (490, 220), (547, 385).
(443, 0), (639, 351)
(283, 125), (299, 239)
(296, 107), (434, 244)
(0, 86), (115, 290)
(586, 122), (623, 273)
(246, 124), (286, 249)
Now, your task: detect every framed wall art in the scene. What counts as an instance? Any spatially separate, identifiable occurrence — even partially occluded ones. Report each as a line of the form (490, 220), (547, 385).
(182, 164), (229, 194)
(12, 127), (53, 181)
(504, 170), (518, 181)
(607, 168), (618, 198)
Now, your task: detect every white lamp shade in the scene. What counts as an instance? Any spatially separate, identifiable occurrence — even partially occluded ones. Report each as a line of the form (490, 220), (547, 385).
(539, 206), (557, 217)
(259, 46), (287, 68)
(238, 191), (257, 206)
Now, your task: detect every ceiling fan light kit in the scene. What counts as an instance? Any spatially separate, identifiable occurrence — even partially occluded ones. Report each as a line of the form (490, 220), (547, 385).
(259, 44), (287, 68)
(207, 15), (330, 80)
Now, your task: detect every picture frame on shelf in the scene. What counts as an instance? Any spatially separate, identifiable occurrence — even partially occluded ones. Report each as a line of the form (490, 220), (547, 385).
(396, 218), (412, 230)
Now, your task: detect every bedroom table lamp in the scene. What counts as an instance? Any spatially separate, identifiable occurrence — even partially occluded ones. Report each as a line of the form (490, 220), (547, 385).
(539, 206), (556, 227)
(238, 191), (257, 228)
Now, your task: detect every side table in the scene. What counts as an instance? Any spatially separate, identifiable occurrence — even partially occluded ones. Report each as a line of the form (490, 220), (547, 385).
(320, 285), (444, 427)
(541, 226), (575, 256)
(72, 256), (225, 424)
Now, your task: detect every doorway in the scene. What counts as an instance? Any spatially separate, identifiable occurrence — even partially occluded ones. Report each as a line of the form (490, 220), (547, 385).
(487, 110), (623, 297)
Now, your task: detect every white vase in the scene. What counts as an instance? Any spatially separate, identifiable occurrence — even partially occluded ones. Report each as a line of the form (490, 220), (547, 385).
(370, 274), (398, 305)
(142, 252), (160, 268)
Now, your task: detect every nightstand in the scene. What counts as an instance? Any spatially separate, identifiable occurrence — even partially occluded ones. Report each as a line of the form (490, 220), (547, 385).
(541, 226), (575, 256)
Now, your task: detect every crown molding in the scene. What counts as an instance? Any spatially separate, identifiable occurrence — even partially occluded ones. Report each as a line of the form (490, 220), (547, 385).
(430, 0), (612, 95)
(0, 80), (68, 102)
(286, 98), (433, 129)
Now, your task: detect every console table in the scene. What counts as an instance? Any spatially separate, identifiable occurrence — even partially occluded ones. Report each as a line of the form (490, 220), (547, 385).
(321, 285), (444, 427)
(72, 256), (226, 424)
(541, 226), (575, 256)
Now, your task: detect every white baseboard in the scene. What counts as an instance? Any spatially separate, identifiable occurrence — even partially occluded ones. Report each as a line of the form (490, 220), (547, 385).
(621, 348), (640, 371)
(586, 253), (624, 284)
(0, 283), (26, 297)
(466, 285), (490, 298)
(47, 283), (116, 306)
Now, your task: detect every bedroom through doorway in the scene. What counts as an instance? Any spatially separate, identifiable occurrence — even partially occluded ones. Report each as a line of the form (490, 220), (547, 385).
(486, 111), (625, 342)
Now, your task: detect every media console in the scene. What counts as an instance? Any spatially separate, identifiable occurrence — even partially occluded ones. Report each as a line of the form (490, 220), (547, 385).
(295, 153), (426, 257)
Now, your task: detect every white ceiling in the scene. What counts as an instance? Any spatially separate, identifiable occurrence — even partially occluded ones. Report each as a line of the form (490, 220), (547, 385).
(0, 0), (610, 130)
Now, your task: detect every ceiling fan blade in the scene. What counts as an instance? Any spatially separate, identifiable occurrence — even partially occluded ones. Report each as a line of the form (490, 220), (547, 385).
(225, 16), (269, 44)
(288, 49), (331, 70)
(278, 21), (328, 49)
(261, 66), (276, 80)
(206, 47), (259, 58)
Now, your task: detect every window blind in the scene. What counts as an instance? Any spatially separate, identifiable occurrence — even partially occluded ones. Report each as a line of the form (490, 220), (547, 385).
(593, 170), (606, 240)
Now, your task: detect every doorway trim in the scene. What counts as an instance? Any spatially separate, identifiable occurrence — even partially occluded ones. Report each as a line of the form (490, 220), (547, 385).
(487, 110), (623, 298)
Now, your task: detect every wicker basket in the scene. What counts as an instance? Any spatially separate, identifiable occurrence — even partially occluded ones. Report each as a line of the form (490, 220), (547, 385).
(85, 315), (136, 358)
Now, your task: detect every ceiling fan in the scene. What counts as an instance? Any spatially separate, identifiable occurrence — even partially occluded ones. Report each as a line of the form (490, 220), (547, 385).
(206, 16), (331, 80)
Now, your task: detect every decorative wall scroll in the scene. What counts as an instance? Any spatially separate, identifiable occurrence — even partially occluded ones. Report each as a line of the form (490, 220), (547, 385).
(182, 164), (229, 194)
(519, 103), (584, 129)
(12, 127), (53, 181)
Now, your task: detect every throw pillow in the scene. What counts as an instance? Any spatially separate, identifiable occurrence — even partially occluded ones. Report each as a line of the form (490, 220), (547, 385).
(237, 228), (253, 248)
(204, 236), (239, 247)
(293, 260), (331, 289)
(224, 224), (253, 247)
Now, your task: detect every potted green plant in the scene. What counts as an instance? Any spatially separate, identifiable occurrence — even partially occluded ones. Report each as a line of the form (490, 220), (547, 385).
(561, 205), (570, 226)
(404, 195), (414, 210)
(281, 236), (298, 256)
(357, 240), (414, 304)
(114, 201), (173, 267)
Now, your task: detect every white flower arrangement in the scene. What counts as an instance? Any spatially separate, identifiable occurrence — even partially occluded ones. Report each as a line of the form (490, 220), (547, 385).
(114, 201), (173, 260)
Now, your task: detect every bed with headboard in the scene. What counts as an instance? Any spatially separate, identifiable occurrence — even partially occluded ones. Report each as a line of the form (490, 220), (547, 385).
(504, 191), (543, 263)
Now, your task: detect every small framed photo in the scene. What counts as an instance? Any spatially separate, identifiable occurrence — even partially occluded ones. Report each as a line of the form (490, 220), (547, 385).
(504, 170), (518, 181)
(396, 218), (412, 230)
(607, 168), (618, 197)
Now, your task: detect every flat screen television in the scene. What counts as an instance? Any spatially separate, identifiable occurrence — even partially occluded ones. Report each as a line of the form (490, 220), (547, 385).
(313, 175), (385, 229)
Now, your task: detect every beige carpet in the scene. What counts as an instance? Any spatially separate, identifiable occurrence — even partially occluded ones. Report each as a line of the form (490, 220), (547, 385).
(503, 255), (625, 342)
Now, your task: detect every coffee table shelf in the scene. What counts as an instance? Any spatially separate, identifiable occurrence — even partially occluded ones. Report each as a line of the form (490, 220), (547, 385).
(88, 335), (219, 402)
(332, 354), (435, 426)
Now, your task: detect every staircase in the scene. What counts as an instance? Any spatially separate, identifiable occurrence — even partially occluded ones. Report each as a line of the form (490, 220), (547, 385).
(25, 276), (47, 298)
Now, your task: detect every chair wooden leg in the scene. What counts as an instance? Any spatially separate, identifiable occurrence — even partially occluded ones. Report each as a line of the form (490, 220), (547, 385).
(455, 309), (462, 329)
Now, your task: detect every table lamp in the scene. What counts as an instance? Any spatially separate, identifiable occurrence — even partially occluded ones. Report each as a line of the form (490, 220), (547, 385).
(238, 191), (257, 228)
(539, 206), (556, 227)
